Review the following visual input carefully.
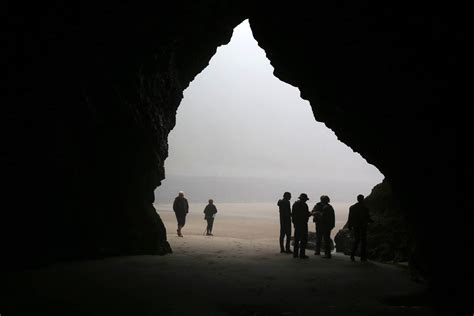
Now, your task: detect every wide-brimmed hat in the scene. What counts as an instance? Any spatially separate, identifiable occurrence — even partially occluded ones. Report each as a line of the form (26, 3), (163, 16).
(299, 193), (309, 201)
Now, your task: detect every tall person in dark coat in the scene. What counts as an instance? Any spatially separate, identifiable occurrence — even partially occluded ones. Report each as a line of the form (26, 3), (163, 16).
(173, 191), (189, 237)
(347, 194), (373, 261)
(291, 193), (311, 259)
(320, 195), (335, 258)
(203, 199), (218, 236)
(277, 192), (292, 254)
(311, 196), (325, 255)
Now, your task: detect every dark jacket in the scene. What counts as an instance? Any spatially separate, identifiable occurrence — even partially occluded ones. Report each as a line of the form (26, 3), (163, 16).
(277, 199), (291, 221)
(173, 196), (189, 215)
(321, 203), (335, 230)
(203, 204), (217, 219)
(347, 202), (372, 229)
(291, 200), (310, 225)
(312, 202), (324, 224)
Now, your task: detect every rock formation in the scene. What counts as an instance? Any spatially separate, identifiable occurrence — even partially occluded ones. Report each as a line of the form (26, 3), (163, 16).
(5, 1), (469, 313)
(335, 180), (411, 263)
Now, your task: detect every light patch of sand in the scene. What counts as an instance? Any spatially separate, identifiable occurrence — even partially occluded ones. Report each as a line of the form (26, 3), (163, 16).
(159, 211), (280, 242)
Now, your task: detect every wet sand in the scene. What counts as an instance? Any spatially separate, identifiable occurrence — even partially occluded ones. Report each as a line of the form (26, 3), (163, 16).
(2, 214), (434, 316)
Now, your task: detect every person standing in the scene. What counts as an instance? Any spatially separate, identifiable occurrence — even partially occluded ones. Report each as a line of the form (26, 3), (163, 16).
(277, 192), (293, 254)
(173, 191), (189, 237)
(203, 199), (218, 236)
(347, 194), (373, 261)
(291, 193), (311, 259)
(311, 196), (325, 255)
(320, 195), (335, 258)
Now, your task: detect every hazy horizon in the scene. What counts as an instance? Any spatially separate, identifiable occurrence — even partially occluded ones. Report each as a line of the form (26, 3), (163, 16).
(155, 20), (383, 205)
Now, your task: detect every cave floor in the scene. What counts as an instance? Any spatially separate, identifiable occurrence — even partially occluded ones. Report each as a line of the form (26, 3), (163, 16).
(2, 235), (435, 316)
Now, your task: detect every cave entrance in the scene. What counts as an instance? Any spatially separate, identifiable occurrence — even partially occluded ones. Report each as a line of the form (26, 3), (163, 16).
(147, 20), (426, 314)
(155, 20), (383, 243)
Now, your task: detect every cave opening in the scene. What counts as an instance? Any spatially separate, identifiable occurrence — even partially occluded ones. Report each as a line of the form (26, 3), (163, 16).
(155, 20), (383, 241)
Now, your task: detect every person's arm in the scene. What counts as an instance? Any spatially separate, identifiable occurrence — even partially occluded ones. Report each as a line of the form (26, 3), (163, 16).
(347, 207), (353, 229)
(185, 199), (189, 213)
(330, 207), (336, 229)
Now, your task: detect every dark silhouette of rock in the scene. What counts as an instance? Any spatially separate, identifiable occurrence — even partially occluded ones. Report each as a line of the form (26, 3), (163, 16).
(335, 181), (411, 263)
(334, 229), (352, 255)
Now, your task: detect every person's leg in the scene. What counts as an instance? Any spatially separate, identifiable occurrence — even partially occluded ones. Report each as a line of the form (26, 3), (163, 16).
(323, 229), (332, 258)
(206, 219), (211, 235)
(279, 219), (285, 252)
(315, 225), (322, 255)
(360, 227), (367, 261)
(177, 214), (185, 237)
(284, 221), (292, 253)
(351, 228), (361, 260)
(175, 213), (181, 236)
(300, 224), (308, 258)
(208, 218), (214, 235)
(293, 225), (300, 258)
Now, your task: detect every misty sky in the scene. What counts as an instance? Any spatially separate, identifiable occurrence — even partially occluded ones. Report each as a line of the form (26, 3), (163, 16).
(158, 20), (383, 202)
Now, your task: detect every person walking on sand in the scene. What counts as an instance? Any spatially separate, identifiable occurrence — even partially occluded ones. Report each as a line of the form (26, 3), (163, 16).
(277, 192), (293, 254)
(311, 196), (325, 255)
(320, 195), (335, 258)
(347, 194), (374, 261)
(203, 199), (218, 236)
(291, 193), (311, 259)
(173, 191), (189, 237)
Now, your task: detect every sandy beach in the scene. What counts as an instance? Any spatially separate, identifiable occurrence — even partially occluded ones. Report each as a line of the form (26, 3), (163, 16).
(2, 210), (434, 316)
(156, 202), (352, 240)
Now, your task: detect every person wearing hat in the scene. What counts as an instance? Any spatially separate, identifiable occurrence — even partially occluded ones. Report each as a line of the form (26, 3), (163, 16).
(291, 193), (311, 259)
(320, 195), (335, 258)
(277, 192), (293, 254)
(173, 191), (189, 237)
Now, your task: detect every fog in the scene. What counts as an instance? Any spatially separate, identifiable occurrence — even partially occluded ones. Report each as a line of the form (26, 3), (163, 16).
(155, 20), (383, 203)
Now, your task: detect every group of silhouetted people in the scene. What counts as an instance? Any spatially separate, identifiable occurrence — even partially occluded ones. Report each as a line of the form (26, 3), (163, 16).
(278, 192), (373, 261)
(172, 191), (218, 237)
(172, 190), (372, 261)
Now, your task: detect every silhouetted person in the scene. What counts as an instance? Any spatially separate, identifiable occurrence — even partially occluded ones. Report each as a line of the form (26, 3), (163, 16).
(291, 193), (311, 259)
(320, 195), (335, 258)
(311, 196), (325, 255)
(347, 194), (373, 261)
(277, 192), (292, 254)
(173, 191), (189, 237)
(203, 199), (217, 236)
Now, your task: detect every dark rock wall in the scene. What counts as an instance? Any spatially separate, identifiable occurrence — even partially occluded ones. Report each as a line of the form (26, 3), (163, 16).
(335, 180), (412, 264)
(5, 1), (470, 312)
(248, 4), (469, 311)
(5, 1), (246, 266)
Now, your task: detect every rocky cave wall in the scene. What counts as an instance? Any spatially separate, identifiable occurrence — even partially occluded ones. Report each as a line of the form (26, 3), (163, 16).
(5, 1), (247, 266)
(5, 1), (470, 312)
(247, 4), (469, 310)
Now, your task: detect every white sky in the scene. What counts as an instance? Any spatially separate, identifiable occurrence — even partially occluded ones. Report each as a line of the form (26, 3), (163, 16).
(161, 20), (383, 200)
